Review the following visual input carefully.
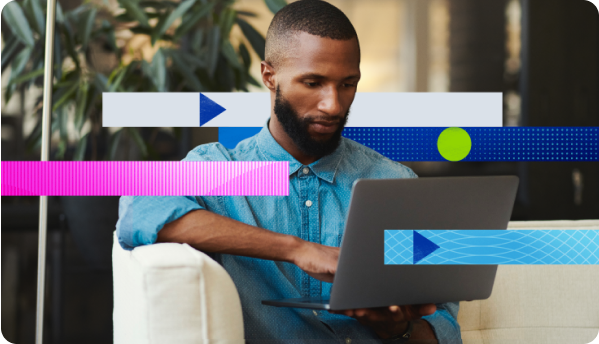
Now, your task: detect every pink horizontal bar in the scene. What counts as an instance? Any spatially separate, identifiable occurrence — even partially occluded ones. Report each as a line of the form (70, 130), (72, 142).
(1, 161), (289, 196)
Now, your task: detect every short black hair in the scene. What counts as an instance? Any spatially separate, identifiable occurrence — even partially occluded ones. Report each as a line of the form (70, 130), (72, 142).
(265, 0), (360, 68)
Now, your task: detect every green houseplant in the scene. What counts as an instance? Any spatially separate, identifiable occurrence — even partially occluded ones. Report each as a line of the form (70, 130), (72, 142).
(1, 0), (289, 282)
(2, 0), (287, 160)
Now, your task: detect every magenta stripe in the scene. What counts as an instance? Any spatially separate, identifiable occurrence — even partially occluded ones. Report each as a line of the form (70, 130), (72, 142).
(1, 161), (289, 196)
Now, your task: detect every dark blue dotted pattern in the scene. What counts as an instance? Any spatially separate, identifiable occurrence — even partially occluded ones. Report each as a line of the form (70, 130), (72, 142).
(341, 127), (599, 161)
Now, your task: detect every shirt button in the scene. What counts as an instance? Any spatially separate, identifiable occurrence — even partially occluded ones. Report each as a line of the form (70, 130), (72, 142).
(313, 310), (318, 316)
(345, 338), (351, 344)
(305, 200), (313, 207)
(302, 167), (310, 174)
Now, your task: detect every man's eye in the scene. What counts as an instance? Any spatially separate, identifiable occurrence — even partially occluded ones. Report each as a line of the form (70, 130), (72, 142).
(343, 83), (357, 88)
(305, 82), (319, 87)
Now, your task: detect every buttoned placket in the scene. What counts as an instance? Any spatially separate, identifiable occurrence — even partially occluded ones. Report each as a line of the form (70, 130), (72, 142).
(298, 166), (321, 297)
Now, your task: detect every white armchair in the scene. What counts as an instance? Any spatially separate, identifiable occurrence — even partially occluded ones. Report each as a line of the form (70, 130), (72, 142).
(112, 234), (244, 343)
(113, 220), (599, 344)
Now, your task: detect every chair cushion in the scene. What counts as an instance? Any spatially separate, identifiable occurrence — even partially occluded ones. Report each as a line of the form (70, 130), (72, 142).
(112, 232), (244, 344)
(458, 220), (599, 344)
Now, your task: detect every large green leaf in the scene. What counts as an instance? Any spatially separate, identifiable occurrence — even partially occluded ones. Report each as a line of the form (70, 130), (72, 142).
(236, 18), (265, 60)
(73, 133), (89, 160)
(173, 2), (213, 40)
(74, 82), (89, 132)
(215, 56), (234, 91)
(55, 106), (69, 141)
(55, 2), (65, 24)
(126, 128), (148, 157)
(1, 36), (23, 73)
(81, 85), (98, 129)
(108, 129), (123, 160)
(9, 46), (33, 83)
(94, 73), (109, 92)
(108, 66), (128, 92)
(120, 0), (150, 28)
(236, 10), (257, 17)
(189, 28), (205, 54)
(114, 12), (135, 22)
(178, 51), (206, 69)
(219, 8), (236, 38)
(139, 1), (177, 10)
(150, 11), (170, 45)
(100, 20), (118, 52)
(79, 8), (97, 49)
(205, 26), (221, 77)
(221, 40), (242, 70)
(153, 0), (197, 45)
(171, 51), (204, 91)
(148, 48), (166, 91)
(264, 0), (287, 14)
(52, 81), (79, 112)
(28, 0), (46, 36)
(238, 42), (251, 70)
(8, 67), (44, 85)
(2, 2), (35, 47)
(54, 32), (62, 80)
(58, 24), (80, 70)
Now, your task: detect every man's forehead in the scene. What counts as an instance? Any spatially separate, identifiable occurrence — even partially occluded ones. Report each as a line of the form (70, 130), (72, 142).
(279, 32), (360, 76)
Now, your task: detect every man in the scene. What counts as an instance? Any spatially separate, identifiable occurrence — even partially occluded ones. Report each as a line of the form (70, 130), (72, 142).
(116, 0), (462, 343)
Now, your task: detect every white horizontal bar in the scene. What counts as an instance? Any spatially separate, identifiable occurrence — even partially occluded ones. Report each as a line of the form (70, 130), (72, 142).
(103, 92), (502, 127)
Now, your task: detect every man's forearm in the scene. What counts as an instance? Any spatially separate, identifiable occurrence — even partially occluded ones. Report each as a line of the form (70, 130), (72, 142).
(156, 209), (301, 263)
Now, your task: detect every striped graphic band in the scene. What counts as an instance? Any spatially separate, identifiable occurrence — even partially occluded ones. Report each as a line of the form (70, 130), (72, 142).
(1, 161), (289, 196)
(384, 230), (599, 265)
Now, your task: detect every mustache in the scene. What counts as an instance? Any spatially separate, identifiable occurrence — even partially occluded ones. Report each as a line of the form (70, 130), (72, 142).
(303, 113), (350, 124)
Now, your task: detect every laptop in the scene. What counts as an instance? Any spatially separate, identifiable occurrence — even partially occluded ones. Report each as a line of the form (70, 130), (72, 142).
(262, 176), (519, 310)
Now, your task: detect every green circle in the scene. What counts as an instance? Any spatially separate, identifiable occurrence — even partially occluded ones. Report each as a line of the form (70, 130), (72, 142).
(437, 128), (472, 161)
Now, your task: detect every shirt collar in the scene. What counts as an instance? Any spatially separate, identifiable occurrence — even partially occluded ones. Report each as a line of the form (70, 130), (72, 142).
(256, 118), (346, 183)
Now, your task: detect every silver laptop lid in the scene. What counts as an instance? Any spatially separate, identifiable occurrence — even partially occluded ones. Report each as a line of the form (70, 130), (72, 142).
(330, 176), (519, 310)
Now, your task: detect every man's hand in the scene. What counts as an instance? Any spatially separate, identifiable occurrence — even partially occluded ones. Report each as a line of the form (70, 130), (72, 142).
(329, 304), (437, 340)
(291, 239), (339, 283)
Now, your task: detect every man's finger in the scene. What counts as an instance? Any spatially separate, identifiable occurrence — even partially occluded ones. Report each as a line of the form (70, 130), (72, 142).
(418, 304), (437, 316)
(355, 309), (368, 317)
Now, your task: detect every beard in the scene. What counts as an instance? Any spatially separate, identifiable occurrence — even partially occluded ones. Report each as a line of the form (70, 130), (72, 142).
(273, 85), (349, 158)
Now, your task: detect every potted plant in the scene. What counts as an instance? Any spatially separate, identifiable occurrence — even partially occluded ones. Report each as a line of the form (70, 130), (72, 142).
(2, 0), (286, 267)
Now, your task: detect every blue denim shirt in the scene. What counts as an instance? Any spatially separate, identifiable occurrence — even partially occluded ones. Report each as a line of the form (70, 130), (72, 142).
(116, 120), (462, 344)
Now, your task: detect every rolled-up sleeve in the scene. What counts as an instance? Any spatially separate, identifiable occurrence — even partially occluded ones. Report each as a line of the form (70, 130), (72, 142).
(423, 302), (462, 344)
(115, 143), (231, 251)
(115, 196), (204, 250)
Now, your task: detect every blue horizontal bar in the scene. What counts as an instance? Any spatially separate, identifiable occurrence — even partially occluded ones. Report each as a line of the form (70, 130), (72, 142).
(218, 127), (599, 161)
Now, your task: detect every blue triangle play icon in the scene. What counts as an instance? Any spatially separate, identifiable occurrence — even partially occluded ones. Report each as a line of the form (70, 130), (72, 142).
(413, 231), (440, 264)
(200, 93), (226, 126)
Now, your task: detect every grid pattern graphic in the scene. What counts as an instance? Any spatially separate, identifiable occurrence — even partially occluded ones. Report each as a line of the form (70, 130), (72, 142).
(385, 230), (599, 265)
(342, 127), (599, 161)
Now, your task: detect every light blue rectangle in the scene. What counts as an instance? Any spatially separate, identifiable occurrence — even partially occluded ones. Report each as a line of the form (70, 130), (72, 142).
(384, 230), (599, 265)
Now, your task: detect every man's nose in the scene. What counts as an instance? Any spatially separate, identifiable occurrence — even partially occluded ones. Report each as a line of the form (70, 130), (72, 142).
(318, 87), (343, 116)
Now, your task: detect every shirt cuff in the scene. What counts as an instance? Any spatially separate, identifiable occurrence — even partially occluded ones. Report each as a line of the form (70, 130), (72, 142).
(422, 302), (462, 344)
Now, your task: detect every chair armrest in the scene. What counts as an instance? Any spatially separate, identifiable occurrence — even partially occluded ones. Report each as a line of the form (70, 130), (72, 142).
(112, 232), (244, 344)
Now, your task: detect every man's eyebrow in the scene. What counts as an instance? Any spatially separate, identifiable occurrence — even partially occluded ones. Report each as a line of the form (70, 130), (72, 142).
(298, 73), (361, 80)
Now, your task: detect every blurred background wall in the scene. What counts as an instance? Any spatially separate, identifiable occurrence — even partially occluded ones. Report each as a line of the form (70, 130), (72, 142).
(1, 0), (598, 343)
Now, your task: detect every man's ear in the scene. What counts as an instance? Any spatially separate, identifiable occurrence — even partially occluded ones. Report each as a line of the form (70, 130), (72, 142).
(261, 61), (276, 91)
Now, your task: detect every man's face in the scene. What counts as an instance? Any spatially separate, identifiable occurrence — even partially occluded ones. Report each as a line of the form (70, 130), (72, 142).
(272, 32), (361, 157)
(274, 85), (349, 157)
